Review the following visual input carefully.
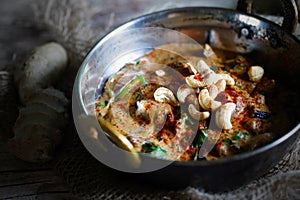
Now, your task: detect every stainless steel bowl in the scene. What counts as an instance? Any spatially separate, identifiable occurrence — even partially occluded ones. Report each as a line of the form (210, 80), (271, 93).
(73, 1), (300, 191)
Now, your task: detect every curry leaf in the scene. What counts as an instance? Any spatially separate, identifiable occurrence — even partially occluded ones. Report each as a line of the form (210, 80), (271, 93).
(96, 100), (108, 108)
(222, 138), (233, 145)
(211, 65), (218, 72)
(192, 130), (208, 148)
(141, 142), (167, 159)
(233, 131), (249, 141)
(236, 85), (243, 90)
(233, 65), (240, 69)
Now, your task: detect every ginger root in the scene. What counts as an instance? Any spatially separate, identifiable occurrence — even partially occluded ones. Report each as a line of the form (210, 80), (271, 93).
(14, 42), (68, 104)
(8, 42), (69, 162)
(8, 88), (69, 162)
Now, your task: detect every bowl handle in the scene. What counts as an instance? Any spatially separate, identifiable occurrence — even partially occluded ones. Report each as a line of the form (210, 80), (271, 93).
(237, 0), (299, 33)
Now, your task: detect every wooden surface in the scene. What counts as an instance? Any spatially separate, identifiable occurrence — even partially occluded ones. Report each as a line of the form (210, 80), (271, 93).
(0, 146), (76, 199)
(0, 0), (299, 199)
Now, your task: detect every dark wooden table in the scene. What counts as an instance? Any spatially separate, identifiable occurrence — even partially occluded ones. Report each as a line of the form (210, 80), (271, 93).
(0, 146), (76, 199)
(0, 0), (299, 199)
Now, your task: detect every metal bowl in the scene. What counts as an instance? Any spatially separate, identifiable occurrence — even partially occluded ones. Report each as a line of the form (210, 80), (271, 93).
(73, 2), (300, 191)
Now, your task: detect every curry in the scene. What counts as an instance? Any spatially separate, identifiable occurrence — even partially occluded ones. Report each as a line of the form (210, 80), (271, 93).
(95, 43), (277, 161)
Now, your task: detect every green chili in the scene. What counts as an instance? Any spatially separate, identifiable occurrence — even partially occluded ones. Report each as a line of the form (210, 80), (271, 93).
(115, 75), (148, 100)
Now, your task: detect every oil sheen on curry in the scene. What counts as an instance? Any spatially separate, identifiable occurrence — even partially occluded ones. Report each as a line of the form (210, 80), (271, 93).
(95, 43), (277, 161)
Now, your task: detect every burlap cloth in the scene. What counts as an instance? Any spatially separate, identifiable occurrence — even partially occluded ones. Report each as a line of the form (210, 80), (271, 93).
(2, 0), (299, 199)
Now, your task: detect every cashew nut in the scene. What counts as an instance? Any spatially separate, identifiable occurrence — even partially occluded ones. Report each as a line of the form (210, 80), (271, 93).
(185, 93), (199, 107)
(185, 60), (235, 88)
(186, 62), (198, 75)
(248, 66), (264, 82)
(209, 79), (226, 100)
(186, 60), (216, 88)
(188, 104), (210, 120)
(217, 74), (235, 86)
(186, 75), (207, 88)
(215, 79), (226, 92)
(177, 84), (195, 103)
(198, 89), (222, 111)
(215, 102), (236, 130)
(154, 87), (179, 106)
(209, 84), (219, 100)
(196, 59), (212, 74)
